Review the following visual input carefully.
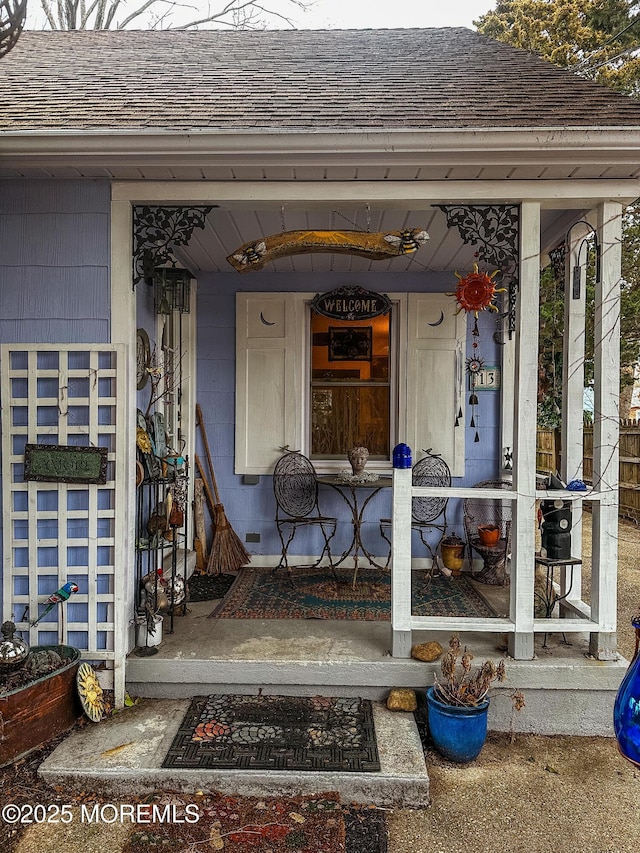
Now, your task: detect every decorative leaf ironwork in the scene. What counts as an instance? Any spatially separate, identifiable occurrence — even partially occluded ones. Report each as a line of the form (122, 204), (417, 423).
(132, 205), (213, 286)
(436, 204), (519, 339)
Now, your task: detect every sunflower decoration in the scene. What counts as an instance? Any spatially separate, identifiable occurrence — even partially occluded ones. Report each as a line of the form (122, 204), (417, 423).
(76, 662), (105, 722)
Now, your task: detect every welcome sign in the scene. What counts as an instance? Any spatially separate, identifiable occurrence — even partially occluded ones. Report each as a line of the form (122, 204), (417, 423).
(310, 286), (391, 321)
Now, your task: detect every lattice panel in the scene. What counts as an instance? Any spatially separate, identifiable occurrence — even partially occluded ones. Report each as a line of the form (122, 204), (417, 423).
(1, 345), (127, 676)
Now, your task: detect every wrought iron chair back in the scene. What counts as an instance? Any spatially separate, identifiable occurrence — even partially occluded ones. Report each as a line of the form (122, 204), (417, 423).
(463, 479), (513, 585)
(272, 451), (338, 583)
(273, 451), (319, 519)
(463, 479), (512, 543)
(412, 453), (451, 524)
(380, 450), (451, 575)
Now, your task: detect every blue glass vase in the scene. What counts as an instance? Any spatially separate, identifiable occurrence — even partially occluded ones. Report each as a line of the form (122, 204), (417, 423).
(613, 616), (640, 767)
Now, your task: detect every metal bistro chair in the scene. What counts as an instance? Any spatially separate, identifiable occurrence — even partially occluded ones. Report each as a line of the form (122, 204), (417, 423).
(272, 451), (338, 584)
(463, 479), (513, 586)
(380, 450), (451, 576)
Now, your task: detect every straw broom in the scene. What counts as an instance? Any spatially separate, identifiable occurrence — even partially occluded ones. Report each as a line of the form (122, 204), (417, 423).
(196, 404), (250, 575)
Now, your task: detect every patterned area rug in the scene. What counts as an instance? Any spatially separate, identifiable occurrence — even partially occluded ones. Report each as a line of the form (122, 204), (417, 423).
(209, 567), (494, 620)
(162, 694), (380, 772)
(122, 792), (349, 853)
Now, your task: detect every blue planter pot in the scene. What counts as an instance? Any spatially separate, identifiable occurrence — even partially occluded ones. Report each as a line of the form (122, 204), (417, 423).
(426, 686), (489, 763)
(614, 617), (640, 767)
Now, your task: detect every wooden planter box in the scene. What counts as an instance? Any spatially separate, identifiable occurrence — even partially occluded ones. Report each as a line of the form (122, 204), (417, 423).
(0, 645), (82, 768)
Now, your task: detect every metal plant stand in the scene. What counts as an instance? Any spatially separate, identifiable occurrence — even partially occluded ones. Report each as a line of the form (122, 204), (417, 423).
(534, 554), (582, 647)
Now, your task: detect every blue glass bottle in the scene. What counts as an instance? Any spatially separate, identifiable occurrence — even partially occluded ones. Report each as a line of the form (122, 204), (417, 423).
(613, 617), (640, 767)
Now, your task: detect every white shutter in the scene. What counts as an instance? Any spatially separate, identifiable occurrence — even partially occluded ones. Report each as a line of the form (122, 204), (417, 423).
(405, 293), (466, 476)
(235, 293), (304, 474)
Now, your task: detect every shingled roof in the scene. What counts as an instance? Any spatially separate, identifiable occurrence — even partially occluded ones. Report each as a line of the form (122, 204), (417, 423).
(3, 27), (640, 133)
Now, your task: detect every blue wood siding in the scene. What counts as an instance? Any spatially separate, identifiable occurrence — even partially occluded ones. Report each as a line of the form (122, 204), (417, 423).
(197, 271), (502, 560)
(0, 179), (111, 620)
(0, 179), (111, 344)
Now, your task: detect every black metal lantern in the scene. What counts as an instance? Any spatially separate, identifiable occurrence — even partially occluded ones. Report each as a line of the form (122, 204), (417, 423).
(0, 0), (27, 58)
(153, 267), (192, 315)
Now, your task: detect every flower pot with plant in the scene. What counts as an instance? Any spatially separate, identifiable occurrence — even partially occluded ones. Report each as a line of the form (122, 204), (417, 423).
(426, 634), (506, 763)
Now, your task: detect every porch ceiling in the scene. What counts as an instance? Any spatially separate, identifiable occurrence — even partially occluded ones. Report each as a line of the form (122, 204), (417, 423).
(170, 203), (577, 275)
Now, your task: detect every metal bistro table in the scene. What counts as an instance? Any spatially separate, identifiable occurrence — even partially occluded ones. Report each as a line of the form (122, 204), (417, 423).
(317, 474), (393, 589)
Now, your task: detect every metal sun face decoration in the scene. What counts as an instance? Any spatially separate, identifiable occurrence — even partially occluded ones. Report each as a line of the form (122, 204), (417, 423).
(451, 264), (505, 444)
(453, 263), (505, 318)
(76, 662), (105, 722)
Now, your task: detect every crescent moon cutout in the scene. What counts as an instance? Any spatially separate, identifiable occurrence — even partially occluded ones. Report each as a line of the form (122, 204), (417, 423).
(428, 311), (445, 327)
(260, 312), (276, 326)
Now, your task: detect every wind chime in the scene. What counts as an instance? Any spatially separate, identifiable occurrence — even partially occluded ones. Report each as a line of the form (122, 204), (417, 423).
(452, 264), (505, 443)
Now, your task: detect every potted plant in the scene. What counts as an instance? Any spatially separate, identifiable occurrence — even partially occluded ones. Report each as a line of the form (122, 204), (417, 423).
(0, 622), (82, 768)
(426, 633), (506, 763)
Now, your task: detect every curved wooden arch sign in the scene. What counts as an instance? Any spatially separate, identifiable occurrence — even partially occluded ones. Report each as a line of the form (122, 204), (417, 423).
(227, 228), (428, 272)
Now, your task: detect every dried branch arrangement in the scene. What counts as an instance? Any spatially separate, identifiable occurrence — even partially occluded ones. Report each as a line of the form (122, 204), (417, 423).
(433, 634), (506, 707)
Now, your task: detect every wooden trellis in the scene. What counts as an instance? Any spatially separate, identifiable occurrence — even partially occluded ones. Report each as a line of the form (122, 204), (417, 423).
(1, 344), (127, 700)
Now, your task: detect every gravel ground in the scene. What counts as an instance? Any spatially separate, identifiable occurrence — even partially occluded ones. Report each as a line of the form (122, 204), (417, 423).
(388, 513), (640, 853)
(2, 514), (639, 853)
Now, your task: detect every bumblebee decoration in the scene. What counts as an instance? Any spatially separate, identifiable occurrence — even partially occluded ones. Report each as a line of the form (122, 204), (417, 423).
(227, 229), (430, 271)
(384, 228), (429, 254)
(233, 241), (267, 267)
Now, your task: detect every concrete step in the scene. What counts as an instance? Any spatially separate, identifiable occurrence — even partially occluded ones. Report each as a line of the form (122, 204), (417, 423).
(123, 615), (627, 736)
(39, 698), (430, 809)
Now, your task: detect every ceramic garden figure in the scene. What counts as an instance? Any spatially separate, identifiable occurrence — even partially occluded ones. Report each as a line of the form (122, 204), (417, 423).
(347, 446), (369, 476)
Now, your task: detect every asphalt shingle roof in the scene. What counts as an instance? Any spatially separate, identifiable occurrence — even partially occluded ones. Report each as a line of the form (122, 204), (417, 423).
(3, 27), (640, 132)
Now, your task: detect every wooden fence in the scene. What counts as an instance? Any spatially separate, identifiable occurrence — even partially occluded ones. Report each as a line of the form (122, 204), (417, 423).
(537, 421), (640, 523)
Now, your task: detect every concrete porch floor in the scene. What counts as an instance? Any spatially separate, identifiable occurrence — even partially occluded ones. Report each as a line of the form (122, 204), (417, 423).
(125, 574), (627, 737)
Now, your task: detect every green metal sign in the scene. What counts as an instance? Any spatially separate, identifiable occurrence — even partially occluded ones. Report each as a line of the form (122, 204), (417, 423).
(24, 444), (108, 484)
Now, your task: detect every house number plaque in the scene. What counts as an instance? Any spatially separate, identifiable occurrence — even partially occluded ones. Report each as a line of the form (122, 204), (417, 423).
(474, 366), (501, 390)
(24, 444), (108, 484)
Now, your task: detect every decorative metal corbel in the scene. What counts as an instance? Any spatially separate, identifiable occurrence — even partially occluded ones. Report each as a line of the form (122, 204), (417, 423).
(436, 204), (519, 340)
(132, 205), (214, 287)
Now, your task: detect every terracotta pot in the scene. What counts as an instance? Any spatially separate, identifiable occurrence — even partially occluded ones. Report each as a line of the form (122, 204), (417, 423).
(478, 525), (500, 547)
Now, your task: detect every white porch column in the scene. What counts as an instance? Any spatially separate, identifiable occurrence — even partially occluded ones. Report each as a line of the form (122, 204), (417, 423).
(560, 223), (589, 601)
(590, 201), (622, 660)
(110, 198), (136, 707)
(391, 466), (413, 658)
(508, 202), (540, 660)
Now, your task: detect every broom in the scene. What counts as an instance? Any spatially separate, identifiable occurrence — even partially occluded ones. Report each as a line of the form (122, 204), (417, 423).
(196, 404), (250, 575)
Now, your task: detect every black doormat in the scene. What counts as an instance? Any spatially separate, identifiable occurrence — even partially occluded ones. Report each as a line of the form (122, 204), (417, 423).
(162, 694), (380, 772)
(187, 572), (236, 602)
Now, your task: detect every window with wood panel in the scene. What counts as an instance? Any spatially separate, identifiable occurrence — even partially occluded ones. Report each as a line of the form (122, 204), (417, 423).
(310, 311), (392, 459)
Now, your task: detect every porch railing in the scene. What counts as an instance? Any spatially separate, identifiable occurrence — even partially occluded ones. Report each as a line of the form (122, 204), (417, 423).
(389, 466), (612, 660)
